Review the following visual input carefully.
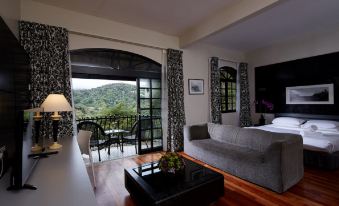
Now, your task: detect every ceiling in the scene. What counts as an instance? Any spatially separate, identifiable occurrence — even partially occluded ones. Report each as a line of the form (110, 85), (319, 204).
(203, 0), (339, 52)
(32, 0), (339, 52)
(32, 0), (237, 36)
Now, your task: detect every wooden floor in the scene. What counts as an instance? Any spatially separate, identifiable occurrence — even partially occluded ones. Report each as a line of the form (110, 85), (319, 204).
(90, 152), (339, 206)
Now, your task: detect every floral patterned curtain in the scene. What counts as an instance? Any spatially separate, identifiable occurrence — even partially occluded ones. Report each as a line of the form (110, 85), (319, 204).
(239, 63), (252, 127)
(167, 49), (185, 152)
(210, 57), (221, 123)
(19, 21), (73, 138)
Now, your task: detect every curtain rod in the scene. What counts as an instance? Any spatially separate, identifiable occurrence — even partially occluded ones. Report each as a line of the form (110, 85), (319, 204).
(69, 30), (166, 51)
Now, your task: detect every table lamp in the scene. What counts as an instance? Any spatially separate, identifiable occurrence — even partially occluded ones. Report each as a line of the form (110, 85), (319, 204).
(41, 94), (72, 150)
(26, 107), (44, 152)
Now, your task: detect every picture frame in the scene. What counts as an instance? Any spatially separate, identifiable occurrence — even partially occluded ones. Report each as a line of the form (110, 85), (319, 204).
(188, 79), (204, 95)
(286, 84), (334, 104)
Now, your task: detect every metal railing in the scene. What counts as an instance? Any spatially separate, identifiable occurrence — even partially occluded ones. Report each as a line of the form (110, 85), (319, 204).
(76, 115), (139, 132)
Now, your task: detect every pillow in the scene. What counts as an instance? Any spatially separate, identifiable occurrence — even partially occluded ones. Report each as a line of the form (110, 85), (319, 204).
(207, 123), (239, 143)
(272, 117), (305, 127)
(316, 128), (339, 133)
(301, 120), (339, 130)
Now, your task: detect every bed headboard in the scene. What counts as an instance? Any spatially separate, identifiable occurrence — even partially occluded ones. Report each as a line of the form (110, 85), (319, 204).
(275, 113), (339, 121)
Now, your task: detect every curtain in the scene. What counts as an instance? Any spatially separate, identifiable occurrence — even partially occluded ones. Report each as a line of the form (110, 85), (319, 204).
(210, 57), (222, 123)
(161, 50), (168, 151)
(239, 63), (252, 127)
(19, 21), (73, 138)
(167, 49), (185, 152)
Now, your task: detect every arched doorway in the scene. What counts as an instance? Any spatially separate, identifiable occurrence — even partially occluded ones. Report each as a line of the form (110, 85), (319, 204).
(71, 48), (162, 157)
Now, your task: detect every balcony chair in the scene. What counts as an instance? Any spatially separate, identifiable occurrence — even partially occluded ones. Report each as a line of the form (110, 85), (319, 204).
(121, 121), (138, 154)
(77, 121), (113, 162)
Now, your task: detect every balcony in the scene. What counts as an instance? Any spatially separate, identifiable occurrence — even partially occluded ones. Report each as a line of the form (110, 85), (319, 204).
(76, 115), (162, 162)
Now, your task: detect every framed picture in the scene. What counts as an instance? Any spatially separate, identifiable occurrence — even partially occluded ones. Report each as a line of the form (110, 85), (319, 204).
(188, 79), (204, 95)
(286, 84), (334, 104)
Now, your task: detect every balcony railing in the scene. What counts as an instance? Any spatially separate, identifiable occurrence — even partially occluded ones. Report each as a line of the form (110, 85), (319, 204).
(76, 115), (162, 136)
(76, 115), (139, 132)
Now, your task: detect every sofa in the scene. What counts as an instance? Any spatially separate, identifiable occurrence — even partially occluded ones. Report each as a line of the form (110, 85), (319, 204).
(184, 123), (304, 193)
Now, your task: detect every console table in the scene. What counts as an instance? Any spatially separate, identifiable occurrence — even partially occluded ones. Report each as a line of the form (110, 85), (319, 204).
(0, 136), (97, 206)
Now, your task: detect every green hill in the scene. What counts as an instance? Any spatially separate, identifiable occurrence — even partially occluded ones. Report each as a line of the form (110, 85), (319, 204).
(73, 83), (137, 119)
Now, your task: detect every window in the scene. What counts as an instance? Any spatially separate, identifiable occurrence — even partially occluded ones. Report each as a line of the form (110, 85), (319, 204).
(220, 66), (237, 113)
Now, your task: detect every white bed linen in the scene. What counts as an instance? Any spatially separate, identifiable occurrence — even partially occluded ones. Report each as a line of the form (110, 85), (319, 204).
(250, 124), (339, 153)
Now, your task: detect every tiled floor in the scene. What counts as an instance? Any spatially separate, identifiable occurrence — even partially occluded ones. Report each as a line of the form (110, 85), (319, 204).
(91, 144), (138, 163)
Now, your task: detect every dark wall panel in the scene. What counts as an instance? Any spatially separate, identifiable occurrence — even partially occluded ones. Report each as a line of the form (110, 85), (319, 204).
(255, 52), (339, 115)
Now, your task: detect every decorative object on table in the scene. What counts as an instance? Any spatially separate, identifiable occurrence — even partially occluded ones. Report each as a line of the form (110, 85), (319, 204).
(257, 99), (274, 125)
(158, 152), (185, 175)
(27, 108), (44, 152)
(286, 84), (334, 105)
(188, 79), (204, 95)
(41, 94), (72, 150)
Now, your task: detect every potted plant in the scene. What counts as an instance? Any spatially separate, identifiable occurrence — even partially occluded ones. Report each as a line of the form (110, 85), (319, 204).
(158, 152), (185, 175)
(257, 99), (274, 125)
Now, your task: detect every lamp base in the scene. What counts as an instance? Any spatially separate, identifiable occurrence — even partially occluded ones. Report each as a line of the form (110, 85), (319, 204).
(49, 142), (62, 150)
(31, 144), (42, 152)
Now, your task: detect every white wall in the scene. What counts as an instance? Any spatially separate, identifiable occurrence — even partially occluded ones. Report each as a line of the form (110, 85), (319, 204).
(0, 0), (21, 38)
(246, 28), (339, 124)
(21, 0), (244, 129)
(183, 43), (244, 125)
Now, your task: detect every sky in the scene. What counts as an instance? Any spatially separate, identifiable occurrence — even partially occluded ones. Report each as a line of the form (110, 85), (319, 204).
(72, 78), (136, 90)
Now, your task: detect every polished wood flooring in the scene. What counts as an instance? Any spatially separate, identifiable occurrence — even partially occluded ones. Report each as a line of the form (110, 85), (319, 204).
(90, 152), (339, 206)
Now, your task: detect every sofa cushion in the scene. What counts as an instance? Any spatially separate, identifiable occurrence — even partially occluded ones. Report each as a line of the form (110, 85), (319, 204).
(207, 123), (240, 143)
(187, 123), (209, 141)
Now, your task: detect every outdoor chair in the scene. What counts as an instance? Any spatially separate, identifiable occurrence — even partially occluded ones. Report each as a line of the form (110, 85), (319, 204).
(77, 121), (112, 162)
(122, 121), (138, 154)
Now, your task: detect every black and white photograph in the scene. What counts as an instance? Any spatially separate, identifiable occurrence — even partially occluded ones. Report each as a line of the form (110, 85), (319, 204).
(286, 84), (334, 104)
(188, 79), (204, 95)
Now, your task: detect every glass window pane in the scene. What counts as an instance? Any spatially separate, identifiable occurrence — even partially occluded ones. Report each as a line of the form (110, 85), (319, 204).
(152, 99), (161, 108)
(140, 88), (150, 98)
(222, 104), (226, 111)
(140, 99), (150, 109)
(153, 129), (162, 138)
(221, 98), (226, 104)
(152, 89), (161, 98)
(152, 79), (161, 88)
(228, 90), (232, 96)
(152, 109), (161, 117)
(221, 82), (226, 88)
(140, 79), (150, 88)
(152, 119), (162, 128)
(140, 110), (150, 116)
(140, 119), (152, 130)
(221, 88), (225, 95)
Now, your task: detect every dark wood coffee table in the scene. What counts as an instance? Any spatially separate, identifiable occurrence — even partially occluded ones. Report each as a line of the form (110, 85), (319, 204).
(124, 157), (224, 206)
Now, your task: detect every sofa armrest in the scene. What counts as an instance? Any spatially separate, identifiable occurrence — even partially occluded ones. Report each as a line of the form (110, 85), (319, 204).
(184, 123), (209, 141)
(263, 135), (304, 192)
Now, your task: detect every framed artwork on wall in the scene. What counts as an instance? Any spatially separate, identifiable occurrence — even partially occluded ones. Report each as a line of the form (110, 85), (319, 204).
(188, 79), (204, 95)
(286, 84), (334, 104)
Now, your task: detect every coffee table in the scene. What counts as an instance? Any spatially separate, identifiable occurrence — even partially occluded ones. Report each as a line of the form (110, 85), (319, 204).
(124, 157), (224, 206)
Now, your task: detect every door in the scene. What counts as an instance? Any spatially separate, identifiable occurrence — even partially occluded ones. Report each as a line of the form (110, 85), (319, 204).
(137, 78), (162, 154)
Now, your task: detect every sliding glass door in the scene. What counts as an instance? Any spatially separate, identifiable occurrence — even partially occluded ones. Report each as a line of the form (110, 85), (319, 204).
(137, 78), (162, 154)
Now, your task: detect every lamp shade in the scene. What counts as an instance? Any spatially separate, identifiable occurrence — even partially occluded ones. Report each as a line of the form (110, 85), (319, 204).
(41, 94), (72, 112)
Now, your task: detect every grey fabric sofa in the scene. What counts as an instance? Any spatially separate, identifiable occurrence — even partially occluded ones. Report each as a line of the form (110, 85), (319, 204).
(184, 123), (304, 193)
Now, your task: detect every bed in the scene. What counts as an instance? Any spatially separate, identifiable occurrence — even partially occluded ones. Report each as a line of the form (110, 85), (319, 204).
(251, 113), (339, 170)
